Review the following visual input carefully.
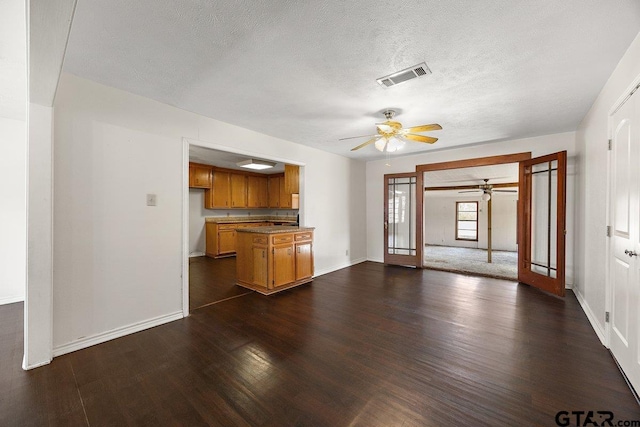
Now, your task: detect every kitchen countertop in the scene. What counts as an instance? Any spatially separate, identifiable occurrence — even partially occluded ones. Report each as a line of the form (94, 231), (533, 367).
(237, 226), (314, 234)
(205, 216), (297, 224)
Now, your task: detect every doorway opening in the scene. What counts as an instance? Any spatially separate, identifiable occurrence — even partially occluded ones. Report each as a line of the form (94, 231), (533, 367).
(182, 139), (303, 315)
(423, 163), (519, 280)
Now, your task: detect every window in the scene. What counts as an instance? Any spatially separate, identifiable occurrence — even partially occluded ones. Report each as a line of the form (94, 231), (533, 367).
(456, 201), (478, 241)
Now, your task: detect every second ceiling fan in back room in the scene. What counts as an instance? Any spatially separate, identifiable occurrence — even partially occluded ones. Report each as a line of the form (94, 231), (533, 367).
(340, 110), (442, 152)
(458, 179), (518, 201)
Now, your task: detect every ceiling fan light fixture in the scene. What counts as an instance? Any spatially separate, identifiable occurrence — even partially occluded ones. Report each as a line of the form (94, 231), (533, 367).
(385, 137), (405, 152)
(237, 159), (276, 170)
(374, 138), (388, 152)
(481, 192), (491, 202)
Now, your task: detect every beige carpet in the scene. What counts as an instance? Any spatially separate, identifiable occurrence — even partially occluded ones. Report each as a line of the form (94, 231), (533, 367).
(424, 245), (517, 280)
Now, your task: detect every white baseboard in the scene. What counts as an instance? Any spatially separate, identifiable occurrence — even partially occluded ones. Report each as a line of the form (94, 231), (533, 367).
(574, 287), (606, 346)
(52, 310), (184, 357)
(189, 252), (205, 258)
(0, 295), (24, 305)
(314, 257), (368, 277)
(23, 355), (51, 371)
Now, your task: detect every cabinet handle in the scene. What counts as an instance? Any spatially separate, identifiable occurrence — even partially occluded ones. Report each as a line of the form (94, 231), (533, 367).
(288, 248), (292, 255)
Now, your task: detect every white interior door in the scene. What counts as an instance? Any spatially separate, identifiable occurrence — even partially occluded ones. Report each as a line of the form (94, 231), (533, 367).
(609, 86), (640, 391)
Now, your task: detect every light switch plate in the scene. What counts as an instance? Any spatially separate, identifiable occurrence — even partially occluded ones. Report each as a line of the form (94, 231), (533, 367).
(146, 194), (157, 206)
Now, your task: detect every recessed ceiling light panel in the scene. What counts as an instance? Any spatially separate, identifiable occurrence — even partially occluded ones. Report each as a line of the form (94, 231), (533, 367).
(376, 62), (431, 88)
(237, 159), (276, 170)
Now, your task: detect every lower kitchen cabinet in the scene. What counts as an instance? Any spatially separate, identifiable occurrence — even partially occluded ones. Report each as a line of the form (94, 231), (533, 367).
(205, 221), (273, 258)
(236, 228), (314, 295)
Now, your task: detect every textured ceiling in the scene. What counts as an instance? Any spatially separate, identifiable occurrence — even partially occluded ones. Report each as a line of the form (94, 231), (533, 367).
(63, 0), (640, 160)
(189, 146), (285, 174)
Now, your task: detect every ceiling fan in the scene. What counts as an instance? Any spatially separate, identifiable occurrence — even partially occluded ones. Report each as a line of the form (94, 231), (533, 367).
(459, 179), (518, 201)
(340, 110), (442, 152)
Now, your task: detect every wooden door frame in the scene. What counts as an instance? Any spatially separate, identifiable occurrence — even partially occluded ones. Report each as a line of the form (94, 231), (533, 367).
(384, 172), (424, 267)
(415, 152), (532, 268)
(517, 151), (567, 296)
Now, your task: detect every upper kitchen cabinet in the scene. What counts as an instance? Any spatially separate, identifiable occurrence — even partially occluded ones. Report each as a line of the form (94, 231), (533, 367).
(205, 170), (230, 209)
(284, 164), (299, 194)
(230, 173), (248, 208)
(189, 163), (212, 189)
(247, 175), (269, 208)
(268, 175), (281, 208)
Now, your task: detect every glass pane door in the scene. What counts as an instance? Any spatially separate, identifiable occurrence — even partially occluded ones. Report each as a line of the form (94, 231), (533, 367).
(518, 151), (566, 296)
(384, 173), (422, 267)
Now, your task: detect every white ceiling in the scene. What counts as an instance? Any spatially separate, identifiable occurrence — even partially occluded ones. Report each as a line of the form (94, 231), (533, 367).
(425, 163), (519, 198)
(189, 146), (285, 173)
(0, 0), (26, 120)
(63, 1), (640, 160)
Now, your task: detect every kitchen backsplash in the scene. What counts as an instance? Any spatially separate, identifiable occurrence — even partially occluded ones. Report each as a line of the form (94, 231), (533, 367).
(203, 209), (298, 219)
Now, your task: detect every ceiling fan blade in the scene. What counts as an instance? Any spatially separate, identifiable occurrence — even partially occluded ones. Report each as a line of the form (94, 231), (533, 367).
(339, 134), (379, 141)
(493, 189), (518, 193)
(407, 124), (442, 133)
(405, 134), (438, 144)
(459, 190), (481, 193)
(350, 137), (381, 151)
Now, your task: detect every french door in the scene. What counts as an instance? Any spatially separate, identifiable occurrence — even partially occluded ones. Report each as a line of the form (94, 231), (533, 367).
(517, 151), (567, 296)
(609, 87), (640, 390)
(384, 173), (423, 267)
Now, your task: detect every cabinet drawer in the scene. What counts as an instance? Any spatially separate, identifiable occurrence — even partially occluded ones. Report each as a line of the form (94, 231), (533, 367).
(253, 236), (268, 245)
(271, 234), (293, 244)
(218, 224), (236, 230)
(295, 232), (312, 242)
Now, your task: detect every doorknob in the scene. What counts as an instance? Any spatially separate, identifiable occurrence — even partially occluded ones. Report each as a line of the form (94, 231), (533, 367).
(624, 249), (638, 258)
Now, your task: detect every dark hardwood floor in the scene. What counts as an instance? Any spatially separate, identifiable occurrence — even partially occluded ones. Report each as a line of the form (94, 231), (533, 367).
(189, 256), (251, 311)
(2, 262), (639, 426)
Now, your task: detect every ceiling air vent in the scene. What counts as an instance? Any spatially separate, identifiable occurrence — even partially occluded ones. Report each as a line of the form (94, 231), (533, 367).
(376, 62), (431, 88)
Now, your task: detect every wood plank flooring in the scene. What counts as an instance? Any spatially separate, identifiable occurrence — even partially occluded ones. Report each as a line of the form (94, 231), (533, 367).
(189, 256), (251, 311)
(2, 261), (639, 426)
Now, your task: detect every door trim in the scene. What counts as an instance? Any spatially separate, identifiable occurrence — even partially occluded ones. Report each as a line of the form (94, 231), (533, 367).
(416, 152), (531, 268)
(416, 152), (532, 173)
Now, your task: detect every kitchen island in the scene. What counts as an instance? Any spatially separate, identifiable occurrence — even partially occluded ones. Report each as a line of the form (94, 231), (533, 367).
(236, 226), (314, 295)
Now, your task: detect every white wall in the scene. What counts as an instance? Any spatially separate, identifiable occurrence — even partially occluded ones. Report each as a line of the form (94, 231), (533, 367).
(52, 73), (367, 355)
(0, 117), (26, 304)
(425, 194), (518, 251)
(366, 131), (576, 284)
(575, 31), (640, 343)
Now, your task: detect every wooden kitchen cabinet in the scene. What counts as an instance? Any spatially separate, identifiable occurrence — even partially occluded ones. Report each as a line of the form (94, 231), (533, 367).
(284, 164), (300, 194)
(189, 163), (212, 189)
(205, 171), (231, 209)
(294, 231), (313, 280)
(206, 221), (274, 258)
(268, 175), (281, 208)
(236, 228), (314, 294)
(247, 175), (268, 208)
(230, 173), (247, 208)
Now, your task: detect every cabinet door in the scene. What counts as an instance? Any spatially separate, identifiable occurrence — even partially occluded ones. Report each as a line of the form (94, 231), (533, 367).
(295, 242), (313, 280)
(252, 247), (268, 287)
(268, 176), (280, 208)
(230, 173), (247, 208)
(272, 244), (295, 287)
(247, 175), (268, 208)
(192, 165), (211, 189)
(279, 177), (292, 208)
(208, 171), (230, 208)
(284, 164), (300, 194)
(218, 230), (236, 254)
